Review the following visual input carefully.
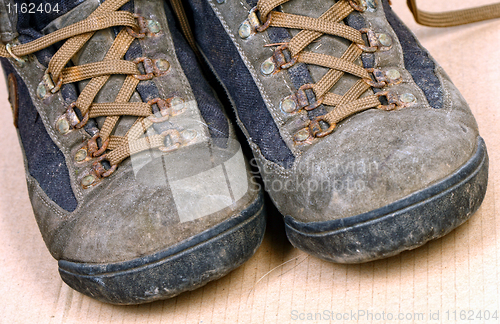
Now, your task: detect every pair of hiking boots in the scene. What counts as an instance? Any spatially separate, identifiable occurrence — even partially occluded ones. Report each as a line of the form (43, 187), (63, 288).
(0, 0), (493, 304)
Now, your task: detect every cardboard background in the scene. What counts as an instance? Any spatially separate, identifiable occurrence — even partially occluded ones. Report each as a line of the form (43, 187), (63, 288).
(1, 1), (499, 323)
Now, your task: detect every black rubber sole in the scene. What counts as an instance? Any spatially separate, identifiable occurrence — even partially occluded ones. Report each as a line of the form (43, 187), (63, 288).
(285, 137), (488, 263)
(58, 192), (266, 305)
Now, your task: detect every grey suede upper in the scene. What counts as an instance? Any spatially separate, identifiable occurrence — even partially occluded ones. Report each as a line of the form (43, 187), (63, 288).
(0, 0), (18, 43)
(6, 0), (258, 263)
(209, 0), (479, 222)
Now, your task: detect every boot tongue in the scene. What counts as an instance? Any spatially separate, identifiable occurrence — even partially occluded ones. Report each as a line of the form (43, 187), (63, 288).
(41, 0), (100, 35)
(42, 0), (113, 70)
(280, 0), (364, 96)
(15, 0), (87, 43)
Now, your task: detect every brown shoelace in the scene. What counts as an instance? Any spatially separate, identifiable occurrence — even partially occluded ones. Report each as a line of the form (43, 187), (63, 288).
(1, 0), (184, 182)
(252, 0), (405, 138)
(170, 0), (500, 142)
(3, 0), (500, 174)
(198, 0), (500, 140)
(407, 0), (500, 27)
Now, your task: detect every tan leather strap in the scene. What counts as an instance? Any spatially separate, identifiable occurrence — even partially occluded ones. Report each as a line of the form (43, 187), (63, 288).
(407, 0), (500, 27)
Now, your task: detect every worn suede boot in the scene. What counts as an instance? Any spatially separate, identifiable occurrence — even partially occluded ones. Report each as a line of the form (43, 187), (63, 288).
(0, 0), (265, 304)
(180, 0), (490, 262)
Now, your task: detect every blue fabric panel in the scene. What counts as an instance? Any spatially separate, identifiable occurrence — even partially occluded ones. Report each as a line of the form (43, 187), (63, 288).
(1, 58), (78, 212)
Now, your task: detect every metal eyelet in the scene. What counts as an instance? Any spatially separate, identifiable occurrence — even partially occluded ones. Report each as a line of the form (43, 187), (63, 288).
(133, 57), (170, 80)
(299, 84), (324, 110)
(309, 116), (336, 138)
(81, 155), (117, 189)
(349, 0), (367, 12)
(239, 6), (273, 39)
(364, 68), (402, 88)
(293, 127), (314, 144)
(93, 155), (117, 178)
(285, 84), (324, 113)
(349, 0), (377, 12)
(376, 91), (402, 111)
(248, 7), (272, 33)
(56, 102), (89, 134)
(148, 98), (171, 123)
(42, 70), (63, 94)
(126, 14), (148, 39)
(271, 43), (299, 70)
(87, 132), (109, 157)
(5, 43), (27, 67)
(357, 28), (393, 52)
(160, 129), (182, 152)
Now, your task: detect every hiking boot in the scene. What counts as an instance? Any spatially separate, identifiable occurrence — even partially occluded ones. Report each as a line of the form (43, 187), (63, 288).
(180, 0), (489, 262)
(0, 0), (265, 304)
